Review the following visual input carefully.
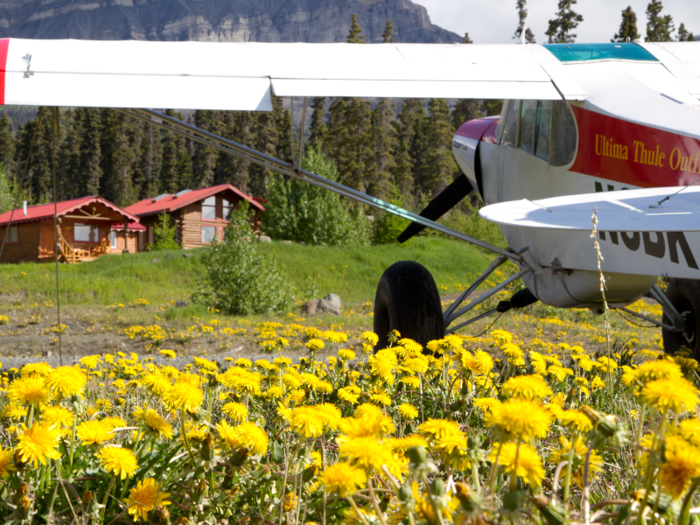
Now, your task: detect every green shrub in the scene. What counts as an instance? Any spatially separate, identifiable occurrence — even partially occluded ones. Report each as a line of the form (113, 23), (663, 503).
(149, 211), (180, 251)
(262, 145), (371, 247)
(192, 202), (293, 315)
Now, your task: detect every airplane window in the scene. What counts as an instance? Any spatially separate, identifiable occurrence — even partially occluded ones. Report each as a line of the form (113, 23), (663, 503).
(502, 100), (520, 147)
(519, 100), (538, 155)
(550, 101), (578, 166)
(535, 100), (553, 161)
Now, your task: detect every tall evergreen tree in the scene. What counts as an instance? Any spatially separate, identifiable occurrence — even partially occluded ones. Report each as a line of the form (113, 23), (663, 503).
(58, 110), (81, 199)
(422, 99), (458, 196)
(0, 166), (12, 213)
(73, 108), (103, 198)
(0, 114), (16, 181)
(613, 7), (640, 42)
(160, 109), (191, 194)
(14, 108), (54, 202)
(646, 0), (674, 42)
(545, 0), (584, 43)
(677, 23), (695, 41)
(133, 120), (162, 199)
(274, 97), (294, 161)
(250, 95), (282, 198)
(308, 97), (327, 146)
(382, 20), (395, 43)
(462, 32), (473, 44)
(370, 99), (396, 200)
(482, 100), (504, 117)
(192, 110), (223, 188)
(100, 109), (139, 206)
(513, 0), (536, 43)
(394, 99), (426, 192)
(347, 14), (366, 43)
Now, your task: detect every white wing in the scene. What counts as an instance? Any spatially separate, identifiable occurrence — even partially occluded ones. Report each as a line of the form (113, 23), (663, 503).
(1, 38), (585, 111)
(481, 187), (700, 280)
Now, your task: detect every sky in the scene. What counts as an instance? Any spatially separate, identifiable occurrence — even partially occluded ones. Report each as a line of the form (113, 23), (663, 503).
(411, 0), (699, 43)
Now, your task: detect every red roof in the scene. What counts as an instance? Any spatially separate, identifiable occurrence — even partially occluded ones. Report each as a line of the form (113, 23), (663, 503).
(110, 221), (146, 232)
(0, 196), (140, 228)
(124, 184), (264, 218)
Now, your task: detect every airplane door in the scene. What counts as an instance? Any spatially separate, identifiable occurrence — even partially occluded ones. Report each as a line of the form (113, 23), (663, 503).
(496, 100), (520, 203)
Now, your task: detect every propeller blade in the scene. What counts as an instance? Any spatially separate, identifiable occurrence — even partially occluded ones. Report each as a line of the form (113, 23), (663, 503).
(397, 174), (473, 243)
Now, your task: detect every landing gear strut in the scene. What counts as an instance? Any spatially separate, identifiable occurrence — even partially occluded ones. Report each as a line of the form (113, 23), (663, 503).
(662, 278), (700, 358)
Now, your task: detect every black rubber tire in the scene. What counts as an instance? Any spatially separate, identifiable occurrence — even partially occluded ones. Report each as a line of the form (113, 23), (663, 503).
(662, 278), (700, 358)
(373, 261), (445, 351)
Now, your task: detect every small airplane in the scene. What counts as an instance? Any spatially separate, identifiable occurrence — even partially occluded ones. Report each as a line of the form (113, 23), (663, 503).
(1, 37), (699, 354)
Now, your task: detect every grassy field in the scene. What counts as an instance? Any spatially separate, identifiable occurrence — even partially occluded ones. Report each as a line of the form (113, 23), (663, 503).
(0, 237), (493, 307)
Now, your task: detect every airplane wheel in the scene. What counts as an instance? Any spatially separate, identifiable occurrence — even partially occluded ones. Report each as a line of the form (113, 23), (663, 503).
(662, 278), (700, 358)
(373, 261), (444, 351)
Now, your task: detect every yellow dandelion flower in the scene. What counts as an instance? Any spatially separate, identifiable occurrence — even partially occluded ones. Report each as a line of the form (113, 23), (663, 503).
(388, 434), (428, 452)
(370, 393), (392, 406)
(679, 419), (700, 446)
(306, 338), (325, 352)
(338, 387), (360, 405)
(159, 349), (176, 359)
(98, 447), (138, 479)
(492, 330), (513, 346)
(639, 378), (699, 413)
(560, 410), (593, 433)
(323, 331), (348, 343)
(141, 374), (171, 396)
(490, 442), (544, 486)
(77, 420), (114, 446)
(485, 399), (552, 442)
(217, 421), (268, 456)
(127, 478), (171, 522)
(8, 376), (51, 407)
(163, 382), (203, 413)
(362, 332), (379, 346)
(20, 362), (53, 377)
(133, 408), (173, 439)
(337, 349), (356, 361)
(41, 406), (74, 429)
(401, 376), (421, 389)
(45, 366), (87, 399)
(398, 404), (418, 420)
(502, 374), (552, 400)
(419, 419), (464, 444)
(658, 435), (700, 499)
(473, 398), (502, 413)
(590, 376), (605, 391)
(222, 402), (248, 424)
(548, 435), (603, 487)
(15, 422), (61, 467)
(318, 462), (366, 496)
(0, 448), (15, 478)
(339, 436), (399, 473)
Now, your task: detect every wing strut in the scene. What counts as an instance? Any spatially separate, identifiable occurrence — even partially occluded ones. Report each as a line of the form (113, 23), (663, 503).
(119, 108), (520, 262)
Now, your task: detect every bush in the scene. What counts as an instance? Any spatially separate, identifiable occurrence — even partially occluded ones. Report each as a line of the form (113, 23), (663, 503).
(192, 202), (293, 315)
(149, 211), (180, 251)
(262, 145), (371, 247)
(372, 186), (410, 245)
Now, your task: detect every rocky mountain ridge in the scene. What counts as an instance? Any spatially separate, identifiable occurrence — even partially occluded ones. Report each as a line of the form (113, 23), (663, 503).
(0, 0), (461, 43)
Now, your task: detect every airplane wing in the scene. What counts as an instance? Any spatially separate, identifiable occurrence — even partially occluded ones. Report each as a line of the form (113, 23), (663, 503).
(0, 38), (585, 111)
(480, 186), (700, 280)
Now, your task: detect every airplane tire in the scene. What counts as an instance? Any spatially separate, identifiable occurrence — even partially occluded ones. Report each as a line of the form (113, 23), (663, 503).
(662, 278), (700, 358)
(373, 261), (444, 351)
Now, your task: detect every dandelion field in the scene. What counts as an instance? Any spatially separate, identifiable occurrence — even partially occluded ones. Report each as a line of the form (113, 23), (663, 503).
(1, 311), (699, 525)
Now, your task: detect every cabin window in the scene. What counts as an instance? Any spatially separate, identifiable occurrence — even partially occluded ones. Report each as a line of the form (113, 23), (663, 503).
(502, 100), (520, 147)
(74, 223), (98, 242)
(222, 198), (234, 220)
(110, 231), (117, 249)
(550, 101), (578, 167)
(202, 226), (216, 244)
(202, 196), (216, 221)
(518, 100), (538, 155)
(534, 100), (553, 161)
(5, 225), (18, 243)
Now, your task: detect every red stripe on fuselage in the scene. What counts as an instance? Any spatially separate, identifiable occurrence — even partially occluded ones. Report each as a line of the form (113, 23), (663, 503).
(0, 39), (9, 105)
(569, 106), (700, 188)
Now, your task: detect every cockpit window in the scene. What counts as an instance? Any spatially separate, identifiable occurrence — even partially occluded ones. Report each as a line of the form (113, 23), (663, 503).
(501, 100), (519, 147)
(519, 100), (538, 155)
(550, 100), (577, 166)
(535, 100), (552, 161)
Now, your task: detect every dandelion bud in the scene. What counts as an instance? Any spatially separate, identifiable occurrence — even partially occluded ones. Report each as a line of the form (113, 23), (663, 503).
(16, 496), (31, 519)
(406, 446), (428, 468)
(301, 464), (318, 483)
(581, 406), (629, 446)
(200, 433), (215, 461)
(431, 477), (445, 497)
(150, 505), (170, 525)
(398, 483), (415, 511)
(533, 495), (568, 525)
(229, 447), (250, 467)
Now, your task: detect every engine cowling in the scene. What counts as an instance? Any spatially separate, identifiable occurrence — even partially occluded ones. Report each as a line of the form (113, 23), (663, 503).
(452, 118), (498, 198)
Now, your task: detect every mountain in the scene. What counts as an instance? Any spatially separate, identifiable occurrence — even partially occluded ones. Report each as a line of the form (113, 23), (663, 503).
(0, 0), (461, 44)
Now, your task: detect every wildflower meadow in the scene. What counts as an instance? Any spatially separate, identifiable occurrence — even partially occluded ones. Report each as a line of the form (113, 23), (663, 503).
(1, 325), (699, 525)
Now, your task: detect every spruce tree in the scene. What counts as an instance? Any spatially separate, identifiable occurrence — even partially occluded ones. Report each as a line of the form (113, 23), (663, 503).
(382, 20), (395, 43)
(192, 110), (223, 188)
(0, 166), (12, 213)
(68, 108), (103, 199)
(646, 0), (674, 42)
(370, 98), (396, 200)
(677, 23), (695, 41)
(308, 97), (327, 146)
(58, 109), (82, 199)
(482, 100), (504, 117)
(100, 109), (139, 206)
(394, 99), (426, 191)
(613, 7), (640, 42)
(274, 97), (293, 161)
(347, 14), (366, 43)
(545, 0), (584, 43)
(15, 109), (54, 202)
(0, 114), (16, 180)
(514, 0), (536, 43)
(250, 95), (281, 198)
(133, 120), (162, 199)
(422, 99), (458, 196)
(462, 32), (473, 44)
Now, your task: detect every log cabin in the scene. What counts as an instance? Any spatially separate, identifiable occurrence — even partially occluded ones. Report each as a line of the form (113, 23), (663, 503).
(0, 197), (141, 264)
(124, 184), (264, 250)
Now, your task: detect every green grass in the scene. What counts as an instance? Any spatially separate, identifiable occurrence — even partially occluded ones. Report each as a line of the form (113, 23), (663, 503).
(0, 238), (492, 307)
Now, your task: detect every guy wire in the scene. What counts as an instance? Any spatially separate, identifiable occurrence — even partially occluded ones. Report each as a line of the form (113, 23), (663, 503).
(51, 107), (63, 366)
